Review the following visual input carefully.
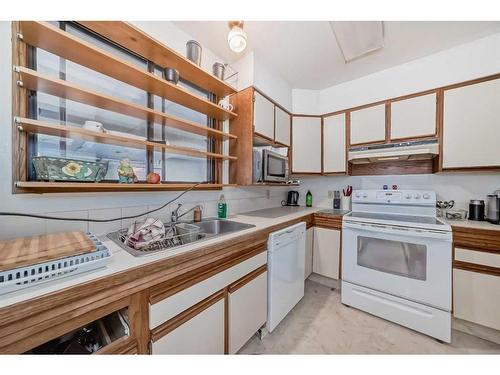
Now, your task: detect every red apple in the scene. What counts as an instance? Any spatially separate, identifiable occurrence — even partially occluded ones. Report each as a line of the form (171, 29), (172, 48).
(146, 172), (161, 184)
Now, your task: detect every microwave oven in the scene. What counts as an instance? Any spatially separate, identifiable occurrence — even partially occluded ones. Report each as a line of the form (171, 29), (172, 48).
(261, 149), (289, 183)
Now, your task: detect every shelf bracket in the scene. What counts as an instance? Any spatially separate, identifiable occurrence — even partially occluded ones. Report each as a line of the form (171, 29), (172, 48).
(12, 65), (21, 73)
(16, 32), (23, 41)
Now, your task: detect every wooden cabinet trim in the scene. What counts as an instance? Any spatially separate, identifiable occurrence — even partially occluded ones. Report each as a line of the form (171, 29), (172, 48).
(453, 261), (500, 278)
(94, 336), (138, 355)
(452, 226), (500, 252)
(228, 264), (268, 294)
(150, 289), (225, 342)
(313, 214), (343, 230)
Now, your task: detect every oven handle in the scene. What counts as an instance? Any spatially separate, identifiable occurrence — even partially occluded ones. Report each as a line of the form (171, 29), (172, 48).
(343, 222), (452, 240)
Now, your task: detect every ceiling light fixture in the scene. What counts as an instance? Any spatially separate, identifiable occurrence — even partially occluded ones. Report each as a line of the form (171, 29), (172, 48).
(227, 21), (247, 53)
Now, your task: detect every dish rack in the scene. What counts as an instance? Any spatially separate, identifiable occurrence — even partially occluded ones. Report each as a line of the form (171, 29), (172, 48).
(0, 233), (111, 296)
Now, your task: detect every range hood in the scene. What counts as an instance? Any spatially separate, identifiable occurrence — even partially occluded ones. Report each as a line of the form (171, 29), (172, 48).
(348, 140), (439, 165)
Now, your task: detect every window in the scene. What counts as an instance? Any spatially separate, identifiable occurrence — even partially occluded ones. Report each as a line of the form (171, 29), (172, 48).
(25, 21), (216, 184)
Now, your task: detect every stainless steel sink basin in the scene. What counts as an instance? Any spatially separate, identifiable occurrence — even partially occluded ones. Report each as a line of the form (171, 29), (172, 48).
(106, 219), (255, 257)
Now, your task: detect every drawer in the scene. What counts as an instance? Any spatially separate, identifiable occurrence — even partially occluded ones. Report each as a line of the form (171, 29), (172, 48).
(455, 247), (500, 268)
(150, 251), (267, 329)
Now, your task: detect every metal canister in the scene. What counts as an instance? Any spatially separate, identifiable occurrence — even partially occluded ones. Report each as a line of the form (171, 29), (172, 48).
(186, 40), (202, 66)
(212, 63), (226, 80)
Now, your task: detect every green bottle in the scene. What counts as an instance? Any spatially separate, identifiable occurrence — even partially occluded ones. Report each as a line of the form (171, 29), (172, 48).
(217, 194), (227, 219)
(306, 190), (313, 207)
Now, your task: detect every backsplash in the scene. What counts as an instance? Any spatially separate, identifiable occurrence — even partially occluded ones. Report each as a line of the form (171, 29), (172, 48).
(0, 186), (290, 240)
(296, 173), (500, 210)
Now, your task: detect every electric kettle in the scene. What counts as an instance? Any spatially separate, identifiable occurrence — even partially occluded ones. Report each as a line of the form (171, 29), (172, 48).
(282, 191), (299, 206)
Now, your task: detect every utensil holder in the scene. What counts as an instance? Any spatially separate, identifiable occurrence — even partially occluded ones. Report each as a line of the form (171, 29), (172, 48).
(341, 196), (352, 211)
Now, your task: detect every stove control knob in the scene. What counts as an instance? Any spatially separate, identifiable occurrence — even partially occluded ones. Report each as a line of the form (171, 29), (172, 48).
(355, 193), (361, 198)
(405, 194), (412, 199)
(423, 193), (430, 199)
(414, 193), (421, 199)
(363, 193), (368, 198)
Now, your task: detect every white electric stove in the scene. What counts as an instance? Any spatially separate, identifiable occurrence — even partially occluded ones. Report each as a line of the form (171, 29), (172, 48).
(341, 190), (452, 342)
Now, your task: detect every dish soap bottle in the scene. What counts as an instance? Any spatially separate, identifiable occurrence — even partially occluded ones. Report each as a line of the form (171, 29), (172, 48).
(306, 190), (313, 207)
(218, 194), (228, 219)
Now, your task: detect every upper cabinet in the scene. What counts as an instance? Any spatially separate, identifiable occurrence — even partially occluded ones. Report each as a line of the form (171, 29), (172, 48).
(323, 113), (346, 174)
(442, 78), (500, 169)
(390, 93), (437, 140)
(275, 106), (291, 146)
(349, 104), (386, 145)
(292, 116), (322, 173)
(253, 91), (275, 140)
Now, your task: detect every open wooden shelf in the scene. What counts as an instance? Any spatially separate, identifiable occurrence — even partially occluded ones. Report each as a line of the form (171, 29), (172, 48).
(17, 67), (237, 141)
(19, 21), (238, 121)
(77, 21), (237, 98)
(16, 118), (237, 161)
(15, 181), (226, 193)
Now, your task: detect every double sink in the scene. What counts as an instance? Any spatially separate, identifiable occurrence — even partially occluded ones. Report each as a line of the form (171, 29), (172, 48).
(107, 219), (255, 257)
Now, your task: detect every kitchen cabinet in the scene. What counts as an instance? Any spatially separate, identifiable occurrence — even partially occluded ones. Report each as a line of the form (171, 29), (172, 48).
(350, 104), (386, 145)
(323, 113), (347, 173)
(390, 93), (437, 140)
(453, 248), (500, 331)
(275, 105), (291, 146)
(313, 227), (341, 279)
(228, 271), (267, 354)
(304, 227), (314, 279)
(292, 116), (322, 173)
(443, 78), (500, 169)
(253, 90), (275, 140)
(152, 298), (225, 354)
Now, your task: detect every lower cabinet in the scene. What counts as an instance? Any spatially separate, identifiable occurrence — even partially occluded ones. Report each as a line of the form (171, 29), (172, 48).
(453, 247), (500, 331)
(149, 252), (268, 354)
(228, 271), (268, 354)
(312, 227), (341, 280)
(152, 298), (225, 354)
(304, 227), (314, 279)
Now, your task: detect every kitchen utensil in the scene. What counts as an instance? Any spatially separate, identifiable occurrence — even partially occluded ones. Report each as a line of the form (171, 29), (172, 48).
(333, 190), (341, 209)
(33, 156), (108, 182)
(282, 191), (299, 206)
(212, 62), (226, 80)
(468, 200), (485, 221)
(126, 218), (166, 250)
(0, 231), (96, 271)
(83, 120), (107, 133)
(343, 185), (353, 197)
(186, 40), (202, 66)
(164, 67), (180, 84)
(445, 209), (468, 220)
(486, 193), (500, 224)
(218, 98), (234, 111)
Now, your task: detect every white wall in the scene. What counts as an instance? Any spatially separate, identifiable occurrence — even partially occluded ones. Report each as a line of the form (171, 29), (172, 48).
(319, 32), (500, 113)
(292, 89), (321, 115)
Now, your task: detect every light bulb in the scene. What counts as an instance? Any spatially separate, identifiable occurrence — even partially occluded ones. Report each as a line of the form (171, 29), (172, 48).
(227, 26), (247, 53)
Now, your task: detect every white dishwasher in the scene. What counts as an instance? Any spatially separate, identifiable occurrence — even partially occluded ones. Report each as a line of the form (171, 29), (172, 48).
(267, 221), (306, 332)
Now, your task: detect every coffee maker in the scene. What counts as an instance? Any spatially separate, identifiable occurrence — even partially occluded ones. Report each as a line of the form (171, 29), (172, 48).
(486, 190), (500, 224)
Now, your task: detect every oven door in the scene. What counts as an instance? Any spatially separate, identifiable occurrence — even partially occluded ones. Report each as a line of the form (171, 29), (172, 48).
(263, 150), (288, 182)
(342, 221), (452, 310)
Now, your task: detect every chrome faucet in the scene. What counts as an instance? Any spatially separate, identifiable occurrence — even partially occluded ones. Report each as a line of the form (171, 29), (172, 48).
(170, 204), (201, 225)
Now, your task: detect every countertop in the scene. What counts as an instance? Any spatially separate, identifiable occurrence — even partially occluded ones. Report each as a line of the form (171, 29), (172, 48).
(442, 218), (500, 232)
(0, 206), (326, 310)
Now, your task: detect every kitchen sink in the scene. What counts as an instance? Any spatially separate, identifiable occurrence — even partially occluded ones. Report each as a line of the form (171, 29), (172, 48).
(106, 219), (255, 257)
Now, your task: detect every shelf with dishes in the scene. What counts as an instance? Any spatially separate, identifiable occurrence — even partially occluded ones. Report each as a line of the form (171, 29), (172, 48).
(15, 67), (237, 141)
(18, 21), (237, 121)
(77, 21), (237, 98)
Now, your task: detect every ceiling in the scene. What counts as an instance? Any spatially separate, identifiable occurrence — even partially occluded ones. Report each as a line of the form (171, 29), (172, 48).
(173, 21), (500, 89)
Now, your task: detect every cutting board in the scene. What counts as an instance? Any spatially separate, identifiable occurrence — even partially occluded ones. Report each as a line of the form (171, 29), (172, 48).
(0, 231), (97, 272)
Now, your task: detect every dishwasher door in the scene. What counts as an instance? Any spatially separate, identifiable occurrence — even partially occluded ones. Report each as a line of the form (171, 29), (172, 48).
(267, 222), (306, 332)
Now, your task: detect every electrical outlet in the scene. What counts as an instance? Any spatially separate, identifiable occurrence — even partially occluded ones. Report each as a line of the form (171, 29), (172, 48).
(266, 189), (271, 199)
(328, 190), (334, 199)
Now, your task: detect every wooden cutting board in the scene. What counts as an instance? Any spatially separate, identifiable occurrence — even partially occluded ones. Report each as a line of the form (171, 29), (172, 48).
(0, 231), (96, 272)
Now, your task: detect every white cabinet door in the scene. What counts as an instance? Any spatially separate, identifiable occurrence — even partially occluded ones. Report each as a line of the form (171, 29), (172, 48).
(312, 227), (341, 279)
(323, 113), (346, 173)
(304, 227), (314, 280)
(391, 93), (437, 140)
(152, 299), (225, 354)
(350, 104), (386, 145)
(253, 90), (275, 139)
(275, 106), (291, 146)
(454, 269), (500, 331)
(229, 271), (267, 354)
(292, 116), (322, 173)
(443, 78), (500, 168)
